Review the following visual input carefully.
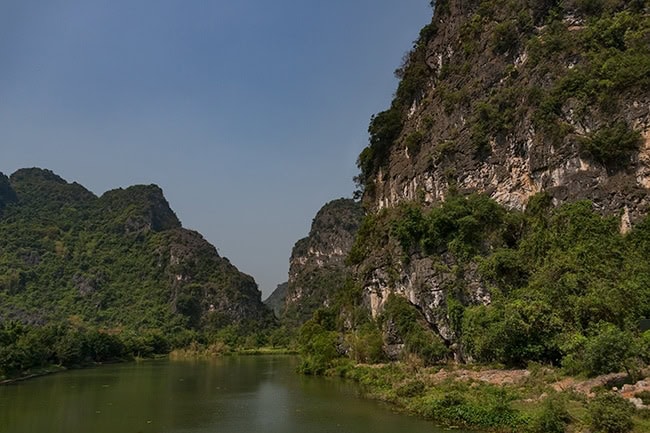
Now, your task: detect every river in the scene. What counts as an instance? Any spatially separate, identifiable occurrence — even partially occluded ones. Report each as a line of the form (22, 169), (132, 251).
(0, 356), (476, 433)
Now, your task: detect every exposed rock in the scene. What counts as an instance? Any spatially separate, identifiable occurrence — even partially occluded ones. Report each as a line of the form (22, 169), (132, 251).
(619, 379), (650, 408)
(264, 282), (288, 318)
(368, 15), (650, 222)
(99, 184), (181, 233)
(0, 168), (272, 332)
(351, 0), (650, 352)
(284, 198), (364, 323)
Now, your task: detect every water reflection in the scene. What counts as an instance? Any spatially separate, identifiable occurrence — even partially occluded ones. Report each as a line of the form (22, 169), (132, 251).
(0, 356), (475, 433)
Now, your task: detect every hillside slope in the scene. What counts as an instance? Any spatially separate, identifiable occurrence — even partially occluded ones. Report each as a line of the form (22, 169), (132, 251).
(0, 168), (272, 334)
(283, 198), (364, 324)
(294, 1), (650, 376)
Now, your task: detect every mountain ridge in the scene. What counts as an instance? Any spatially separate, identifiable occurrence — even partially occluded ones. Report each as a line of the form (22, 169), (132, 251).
(0, 167), (273, 333)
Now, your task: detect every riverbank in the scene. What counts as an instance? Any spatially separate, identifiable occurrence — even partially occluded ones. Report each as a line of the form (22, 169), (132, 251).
(0, 365), (67, 386)
(1, 346), (296, 384)
(322, 360), (650, 433)
(169, 343), (297, 359)
(0, 357), (161, 385)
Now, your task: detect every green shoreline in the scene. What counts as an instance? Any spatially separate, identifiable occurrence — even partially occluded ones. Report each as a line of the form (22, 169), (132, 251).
(318, 361), (650, 433)
(4, 352), (649, 433)
(0, 348), (297, 385)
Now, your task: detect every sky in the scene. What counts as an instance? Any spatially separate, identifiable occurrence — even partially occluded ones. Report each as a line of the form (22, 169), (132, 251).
(0, 1), (432, 298)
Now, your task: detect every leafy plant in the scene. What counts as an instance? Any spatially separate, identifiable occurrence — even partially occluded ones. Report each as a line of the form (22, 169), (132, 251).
(588, 392), (635, 433)
(580, 122), (642, 166)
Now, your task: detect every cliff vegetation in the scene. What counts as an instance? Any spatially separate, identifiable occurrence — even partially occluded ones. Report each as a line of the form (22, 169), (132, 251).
(0, 168), (274, 380)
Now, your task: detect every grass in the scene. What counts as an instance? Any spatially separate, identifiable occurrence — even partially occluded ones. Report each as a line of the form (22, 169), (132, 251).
(318, 361), (650, 433)
(169, 343), (297, 360)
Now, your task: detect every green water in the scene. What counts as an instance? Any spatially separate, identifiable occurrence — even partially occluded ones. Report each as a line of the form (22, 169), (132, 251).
(0, 356), (475, 433)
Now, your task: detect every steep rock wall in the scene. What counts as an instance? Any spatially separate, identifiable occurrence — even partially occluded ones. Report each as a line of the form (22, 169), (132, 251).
(284, 198), (364, 323)
(353, 0), (650, 352)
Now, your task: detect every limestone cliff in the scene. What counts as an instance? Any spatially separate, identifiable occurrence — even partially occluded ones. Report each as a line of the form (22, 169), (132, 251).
(0, 168), (272, 332)
(351, 0), (650, 354)
(264, 282), (288, 318)
(283, 199), (364, 323)
(359, 0), (649, 221)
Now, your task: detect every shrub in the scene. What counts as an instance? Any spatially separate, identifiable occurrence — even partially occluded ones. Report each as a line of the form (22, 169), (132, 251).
(356, 108), (404, 187)
(580, 122), (642, 166)
(530, 393), (571, 433)
(380, 294), (449, 365)
(405, 130), (425, 155)
(395, 379), (426, 398)
(561, 322), (639, 377)
(298, 320), (340, 375)
(588, 393), (635, 433)
(493, 20), (520, 54)
(346, 323), (385, 364)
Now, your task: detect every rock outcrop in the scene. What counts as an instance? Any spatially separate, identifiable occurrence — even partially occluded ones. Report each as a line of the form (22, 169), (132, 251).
(284, 198), (364, 323)
(350, 0), (650, 351)
(0, 168), (272, 332)
(363, 1), (650, 223)
(264, 282), (288, 318)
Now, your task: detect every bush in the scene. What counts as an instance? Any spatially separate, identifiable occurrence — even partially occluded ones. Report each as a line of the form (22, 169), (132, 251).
(298, 320), (340, 375)
(420, 387), (526, 429)
(346, 323), (385, 364)
(381, 295), (449, 365)
(395, 379), (426, 398)
(493, 20), (520, 54)
(588, 393), (635, 433)
(405, 130), (425, 155)
(531, 393), (571, 433)
(580, 122), (642, 166)
(563, 323), (636, 377)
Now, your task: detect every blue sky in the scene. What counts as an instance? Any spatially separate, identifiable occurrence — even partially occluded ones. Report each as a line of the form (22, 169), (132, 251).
(0, 1), (432, 297)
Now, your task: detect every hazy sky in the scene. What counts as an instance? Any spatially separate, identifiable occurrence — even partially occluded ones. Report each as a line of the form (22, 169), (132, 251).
(1, 1), (432, 297)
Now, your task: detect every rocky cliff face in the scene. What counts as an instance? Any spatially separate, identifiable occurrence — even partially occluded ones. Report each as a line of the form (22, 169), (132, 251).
(284, 199), (364, 323)
(0, 168), (272, 331)
(99, 185), (182, 233)
(351, 0), (650, 353)
(361, 0), (649, 223)
(264, 282), (288, 318)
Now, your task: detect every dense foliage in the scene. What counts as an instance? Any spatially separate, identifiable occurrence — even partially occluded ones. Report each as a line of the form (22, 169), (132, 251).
(306, 193), (650, 378)
(588, 392), (636, 433)
(0, 320), (177, 379)
(0, 168), (274, 379)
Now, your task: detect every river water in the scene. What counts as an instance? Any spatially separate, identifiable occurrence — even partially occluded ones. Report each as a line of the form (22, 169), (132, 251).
(0, 356), (475, 433)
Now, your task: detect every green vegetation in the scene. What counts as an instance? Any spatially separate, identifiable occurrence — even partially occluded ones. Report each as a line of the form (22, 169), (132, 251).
(355, 194), (650, 375)
(0, 168), (275, 379)
(0, 320), (176, 380)
(580, 122), (643, 166)
(297, 192), (650, 430)
(380, 295), (448, 365)
(588, 392), (636, 433)
(530, 393), (571, 433)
